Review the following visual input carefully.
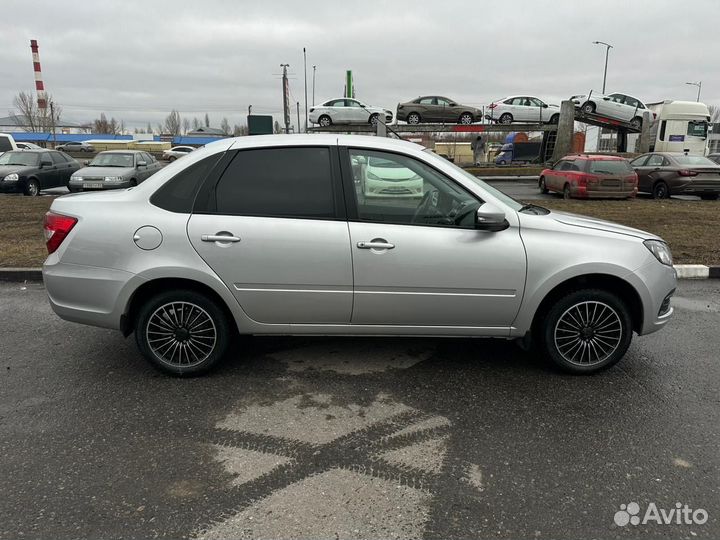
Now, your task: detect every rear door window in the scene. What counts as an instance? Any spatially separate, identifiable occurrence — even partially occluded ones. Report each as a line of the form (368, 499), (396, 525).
(645, 154), (665, 167)
(0, 136), (13, 152)
(214, 147), (336, 219)
(50, 152), (65, 164)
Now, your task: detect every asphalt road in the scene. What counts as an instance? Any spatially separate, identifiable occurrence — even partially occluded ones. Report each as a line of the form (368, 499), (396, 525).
(1, 281), (718, 539)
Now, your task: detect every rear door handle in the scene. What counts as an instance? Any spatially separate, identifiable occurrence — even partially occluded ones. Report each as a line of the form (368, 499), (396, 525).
(357, 241), (395, 250)
(201, 234), (241, 243)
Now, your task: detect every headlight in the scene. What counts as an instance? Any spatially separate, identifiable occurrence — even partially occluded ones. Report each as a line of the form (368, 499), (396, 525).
(104, 176), (124, 182)
(367, 171), (380, 181)
(71, 176), (83, 182)
(644, 240), (673, 266)
(3, 173), (19, 182)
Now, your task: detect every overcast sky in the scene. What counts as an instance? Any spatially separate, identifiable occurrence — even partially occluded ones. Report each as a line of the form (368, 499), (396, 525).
(1, 0), (718, 131)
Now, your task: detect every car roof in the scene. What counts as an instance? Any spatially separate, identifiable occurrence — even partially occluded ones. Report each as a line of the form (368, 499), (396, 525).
(563, 154), (626, 161)
(228, 134), (425, 153)
(98, 149), (143, 154)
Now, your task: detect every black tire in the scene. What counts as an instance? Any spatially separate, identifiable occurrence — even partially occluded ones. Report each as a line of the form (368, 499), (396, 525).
(135, 289), (231, 376)
(630, 117), (642, 130)
(700, 194), (719, 201)
(24, 178), (40, 197)
(498, 159), (506, 165)
(369, 113), (379, 126)
(407, 112), (421, 125)
(549, 114), (560, 124)
(129, 178), (138, 187)
(318, 115), (332, 127)
(563, 183), (571, 199)
(581, 102), (596, 115)
(539, 176), (549, 194)
(168, 156), (177, 162)
(499, 113), (513, 124)
(652, 181), (670, 199)
(459, 112), (474, 125)
(539, 288), (633, 374)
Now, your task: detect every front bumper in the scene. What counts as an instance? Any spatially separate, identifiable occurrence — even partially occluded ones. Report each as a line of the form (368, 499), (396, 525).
(68, 178), (132, 191)
(0, 180), (21, 193)
(628, 259), (677, 335)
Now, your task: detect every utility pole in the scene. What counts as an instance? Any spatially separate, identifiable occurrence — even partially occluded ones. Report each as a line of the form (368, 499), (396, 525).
(50, 101), (56, 147)
(312, 65), (316, 106)
(248, 105), (252, 115)
(303, 48), (308, 133)
(280, 63), (290, 134)
(592, 41), (613, 93)
(296, 102), (300, 135)
(685, 81), (702, 102)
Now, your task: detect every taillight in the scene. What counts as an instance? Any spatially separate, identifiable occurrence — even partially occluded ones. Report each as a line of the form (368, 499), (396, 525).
(488, 103), (498, 109)
(678, 169), (698, 177)
(397, 104), (404, 109)
(43, 211), (78, 254)
(577, 174), (597, 186)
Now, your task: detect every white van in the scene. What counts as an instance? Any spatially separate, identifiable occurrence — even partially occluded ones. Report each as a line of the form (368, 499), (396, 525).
(646, 101), (710, 154)
(0, 133), (18, 156)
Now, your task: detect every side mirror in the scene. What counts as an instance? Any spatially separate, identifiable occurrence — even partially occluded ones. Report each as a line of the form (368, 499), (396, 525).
(40, 160), (52, 168)
(603, 97), (611, 101)
(449, 103), (457, 107)
(137, 161), (147, 167)
(542, 104), (549, 108)
(475, 202), (509, 232)
(84, 160), (90, 166)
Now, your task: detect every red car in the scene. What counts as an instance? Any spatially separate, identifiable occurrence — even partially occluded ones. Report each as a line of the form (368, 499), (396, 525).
(539, 154), (638, 199)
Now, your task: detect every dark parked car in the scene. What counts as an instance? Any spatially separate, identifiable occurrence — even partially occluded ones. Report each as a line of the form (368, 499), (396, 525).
(396, 96), (482, 125)
(539, 154), (638, 199)
(56, 141), (95, 153)
(0, 150), (80, 196)
(708, 153), (720, 165)
(630, 152), (720, 200)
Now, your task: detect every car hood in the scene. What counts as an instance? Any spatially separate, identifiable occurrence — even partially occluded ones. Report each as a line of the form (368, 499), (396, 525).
(0, 164), (34, 176)
(549, 210), (660, 240)
(73, 166), (133, 176)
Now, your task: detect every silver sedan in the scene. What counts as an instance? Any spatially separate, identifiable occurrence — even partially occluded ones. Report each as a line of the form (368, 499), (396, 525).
(68, 150), (162, 191)
(43, 135), (676, 375)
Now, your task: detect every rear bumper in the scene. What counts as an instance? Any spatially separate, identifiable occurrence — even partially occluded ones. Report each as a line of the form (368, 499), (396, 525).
(68, 179), (131, 190)
(43, 260), (138, 330)
(571, 185), (637, 199)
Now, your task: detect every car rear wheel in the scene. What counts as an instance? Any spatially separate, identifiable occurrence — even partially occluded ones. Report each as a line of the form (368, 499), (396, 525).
(499, 113), (513, 124)
(369, 113), (379, 126)
(540, 289), (633, 374)
(407, 112), (421, 125)
(563, 183), (571, 199)
(700, 194), (719, 201)
(652, 181), (670, 199)
(539, 176), (549, 194)
(318, 115), (332, 127)
(549, 114), (560, 124)
(135, 289), (231, 376)
(581, 102), (595, 114)
(459, 112), (474, 125)
(168, 156), (177, 162)
(630, 117), (642, 130)
(24, 178), (40, 197)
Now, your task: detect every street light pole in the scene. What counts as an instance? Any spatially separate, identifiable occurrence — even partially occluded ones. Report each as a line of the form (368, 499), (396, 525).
(685, 81), (702, 102)
(312, 65), (316, 106)
(303, 48), (308, 133)
(592, 41), (613, 93)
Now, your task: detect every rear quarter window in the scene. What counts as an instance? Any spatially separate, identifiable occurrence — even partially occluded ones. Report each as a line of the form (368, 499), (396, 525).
(0, 136), (13, 152)
(150, 153), (224, 213)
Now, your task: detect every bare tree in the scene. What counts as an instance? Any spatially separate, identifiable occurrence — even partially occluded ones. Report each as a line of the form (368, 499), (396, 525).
(708, 104), (720, 124)
(182, 118), (190, 135)
(204, 113), (210, 127)
(146, 122), (153, 134)
(192, 117), (201, 130)
(274, 120), (281, 134)
(93, 113), (121, 134)
(233, 124), (249, 136)
(164, 110), (182, 135)
(220, 117), (231, 135)
(11, 90), (62, 132)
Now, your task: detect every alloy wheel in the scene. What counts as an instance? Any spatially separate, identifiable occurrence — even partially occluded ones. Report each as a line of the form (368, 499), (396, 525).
(146, 301), (217, 368)
(553, 301), (622, 366)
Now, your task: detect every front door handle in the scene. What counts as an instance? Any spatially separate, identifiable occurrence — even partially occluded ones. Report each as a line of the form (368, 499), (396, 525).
(357, 240), (395, 250)
(201, 234), (241, 243)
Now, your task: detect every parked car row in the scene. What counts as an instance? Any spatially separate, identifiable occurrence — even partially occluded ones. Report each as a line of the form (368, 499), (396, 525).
(309, 90), (652, 128)
(0, 149), (163, 195)
(540, 152), (720, 200)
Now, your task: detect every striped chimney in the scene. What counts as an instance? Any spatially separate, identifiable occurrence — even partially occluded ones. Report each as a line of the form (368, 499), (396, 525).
(30, 39), (47, 110)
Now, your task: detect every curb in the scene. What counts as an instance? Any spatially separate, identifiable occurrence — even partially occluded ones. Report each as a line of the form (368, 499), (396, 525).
(1, 266), (718, 283)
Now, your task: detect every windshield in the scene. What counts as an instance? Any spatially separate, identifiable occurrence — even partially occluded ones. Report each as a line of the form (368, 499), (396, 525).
(369, 157), (404, 168)
(89, 153), (134, 167)
(687, 121), (708, 138)
(423, 148), (523, 211)
(589, 160), (633, 175)
(0, 151), (38, 166)
(673, 155), (717, 167)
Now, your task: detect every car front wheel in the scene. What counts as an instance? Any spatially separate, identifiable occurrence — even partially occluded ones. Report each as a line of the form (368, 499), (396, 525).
(540, 289), (633, 374)
(134, 289), (231, 376)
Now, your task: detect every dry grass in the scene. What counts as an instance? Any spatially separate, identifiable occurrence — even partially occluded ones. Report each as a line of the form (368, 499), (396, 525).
(0, 196), (54, 268)
(531, 199), (720, 265)
(0, 195), (718, 268)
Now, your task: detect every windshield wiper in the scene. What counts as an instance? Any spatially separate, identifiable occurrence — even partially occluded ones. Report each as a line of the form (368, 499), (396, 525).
(518, 203), (549, 215)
